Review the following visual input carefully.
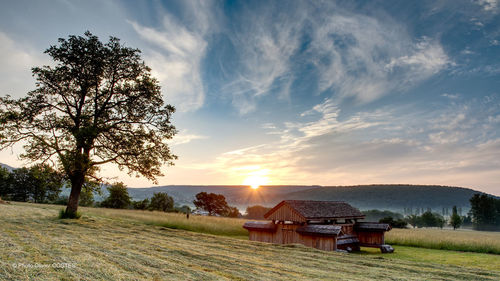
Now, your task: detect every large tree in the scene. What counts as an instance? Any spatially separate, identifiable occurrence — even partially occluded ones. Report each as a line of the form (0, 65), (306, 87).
(193, 192), (240, 217)
(0, 32), (177, 216)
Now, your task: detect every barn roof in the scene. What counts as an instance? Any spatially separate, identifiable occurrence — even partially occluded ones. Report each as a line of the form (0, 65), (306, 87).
(354, 222), (392, 232)
(242, 221), (277, 232)
(296, 225), (342, 237)
(264, 200), (365, 221)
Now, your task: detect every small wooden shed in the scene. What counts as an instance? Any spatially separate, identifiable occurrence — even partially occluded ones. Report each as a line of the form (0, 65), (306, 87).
(243, 200), (393, 253)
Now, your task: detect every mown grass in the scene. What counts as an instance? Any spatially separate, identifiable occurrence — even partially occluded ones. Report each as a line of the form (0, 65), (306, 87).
(13, 202), (500, 255)
(1, 203), (499, 280)
(386, 228), (500, 255)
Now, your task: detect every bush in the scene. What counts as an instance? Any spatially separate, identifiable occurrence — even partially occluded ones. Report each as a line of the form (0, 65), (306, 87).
(58, 208), (81, 219)
(379, 216), (407, 228)
(176, 205), (191, 214)
(133, 198), (150, 210)
(100, 182), (131, 209)
(245, 205), (271, 219)
(52, 196), (69, 205)
(149, 192), (174, 212)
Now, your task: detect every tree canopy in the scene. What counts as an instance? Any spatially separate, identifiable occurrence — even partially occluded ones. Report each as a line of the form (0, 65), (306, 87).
(0, 32), (177, 216)
(469, 194), (500, 231)
(149, 192), (174, 212)
(100, 182), (131, 209)
(193, 192), (240, 217)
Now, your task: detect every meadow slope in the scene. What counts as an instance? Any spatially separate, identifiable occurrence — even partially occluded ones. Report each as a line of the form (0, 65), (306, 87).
(1, 203), (500, 280)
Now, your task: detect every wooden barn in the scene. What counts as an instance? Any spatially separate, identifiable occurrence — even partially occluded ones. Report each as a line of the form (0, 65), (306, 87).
(243, 200), (394, 253)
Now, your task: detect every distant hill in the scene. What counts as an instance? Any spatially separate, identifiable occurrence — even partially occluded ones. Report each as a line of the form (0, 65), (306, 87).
(4, 160), (492, 214)
(125, 184), (492, 214)
(282, 184), (494, 213)
(0, 163), (16, 172)
(126, 185), (318, 208)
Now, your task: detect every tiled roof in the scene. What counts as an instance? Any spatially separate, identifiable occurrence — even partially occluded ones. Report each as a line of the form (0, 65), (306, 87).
(354, 222), (392, 231)
(266, 200), (365, 219)
(296, 225), (342, 236)
(242, 221), (276, 232)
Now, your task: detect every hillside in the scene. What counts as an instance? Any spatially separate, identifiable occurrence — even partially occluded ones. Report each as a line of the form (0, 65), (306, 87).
(0, 163), (15, 172)
(126, 185), (317, 207)
(124, 184), (490, 213)
(282, 184), (491, 212)
(1, 203), (499, 280)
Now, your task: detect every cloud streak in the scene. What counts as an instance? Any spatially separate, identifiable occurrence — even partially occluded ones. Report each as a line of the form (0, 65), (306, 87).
(129, 1), (218, 112)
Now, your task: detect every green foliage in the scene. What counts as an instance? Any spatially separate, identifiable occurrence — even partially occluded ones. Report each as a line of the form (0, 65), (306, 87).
(469, 193), (500, 231)
(245, 205), (271, 219)
(58, 208), (81, 219)
(420, 211), (445, 228)
(379, 216), (407, 228)
(149, 192), (174, 212)
(1, 164), (64, 203)
(53, 196), (69, 205)
(362, 209), (403, 222)
(0, 167), (11, 198)
(405, 212), (445, 228)
(176, 205), (191, 214)
(193, 192), (239, 217)
(224, 206), (241, 218)
(0, 31), (177, 213)
(405, 214), (420, 228)
(78, 180), (101, 207)
(79, 189), (95, 207)
(100, 182), (131, 209)
(450, 206), (463, 230)
(132, 198), (150, 210)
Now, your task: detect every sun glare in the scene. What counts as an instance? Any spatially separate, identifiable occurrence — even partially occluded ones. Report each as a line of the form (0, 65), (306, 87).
(243, 175), (269, 190)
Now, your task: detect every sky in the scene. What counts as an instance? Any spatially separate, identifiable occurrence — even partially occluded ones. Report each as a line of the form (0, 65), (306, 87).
(1, 0), (500, 195)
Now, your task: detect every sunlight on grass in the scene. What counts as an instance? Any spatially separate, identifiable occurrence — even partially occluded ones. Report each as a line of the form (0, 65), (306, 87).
(386, 228), (500, 254)
(2, 203), (499, 280)
(81, 207), (249, 237)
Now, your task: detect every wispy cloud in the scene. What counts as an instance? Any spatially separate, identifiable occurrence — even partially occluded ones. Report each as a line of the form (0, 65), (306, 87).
(0, 32), (50, 98)
(169, 130), (208, 146)
(129, 1), (218, 112)
(220, 4), (451, 114)
(191, 95), (500, 194)
(477, 0), (499, 13)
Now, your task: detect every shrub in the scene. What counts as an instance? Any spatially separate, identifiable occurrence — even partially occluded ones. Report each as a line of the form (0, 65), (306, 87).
(58, 208), (81, 219)
(100, 182), (131, 209)
(379, 216), (407, 228)
(133, 198), (150, 210)
(245, 205), (271, 219)
(149, 192), (174, 212)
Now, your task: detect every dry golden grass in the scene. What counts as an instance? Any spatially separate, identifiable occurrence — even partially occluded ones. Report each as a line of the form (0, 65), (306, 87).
(386, 228), (500, 254)
(1, 203), (500, 280)
(81, 206), (249, 237)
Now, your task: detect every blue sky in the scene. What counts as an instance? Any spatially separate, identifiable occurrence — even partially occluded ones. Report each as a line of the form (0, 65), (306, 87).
(1, 0), (500, 195)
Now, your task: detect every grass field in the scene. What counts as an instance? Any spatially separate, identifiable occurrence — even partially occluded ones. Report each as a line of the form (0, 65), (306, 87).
(1, 203), (500, 280)
(386, 228), (500, 254)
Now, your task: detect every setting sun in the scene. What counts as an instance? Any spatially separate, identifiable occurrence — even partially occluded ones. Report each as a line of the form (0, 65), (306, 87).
(243, 175), (269, 190)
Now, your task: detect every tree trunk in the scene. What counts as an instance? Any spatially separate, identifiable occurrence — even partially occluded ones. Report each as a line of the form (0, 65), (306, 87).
(66, 173), (85, 214)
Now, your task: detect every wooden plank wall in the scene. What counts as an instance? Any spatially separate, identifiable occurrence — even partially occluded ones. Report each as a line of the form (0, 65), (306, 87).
(300, 235), (336, 251)
(340, 224), (354, 235)
(248, 224), (337, 251)
(266, 204), (305, 223)
(357, 232), (384, 245)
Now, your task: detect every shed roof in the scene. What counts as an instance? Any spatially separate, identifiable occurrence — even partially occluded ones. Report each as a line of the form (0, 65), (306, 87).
(242, 221), (277, 232)
(264, 200), (365, 221)
(354, 222), (392, 232)
(296, 225), (342, 237)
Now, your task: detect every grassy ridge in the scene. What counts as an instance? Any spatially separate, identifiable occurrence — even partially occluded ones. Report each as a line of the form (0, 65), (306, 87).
(386, 228), (500, 255)
(1, 203), (499, 280)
